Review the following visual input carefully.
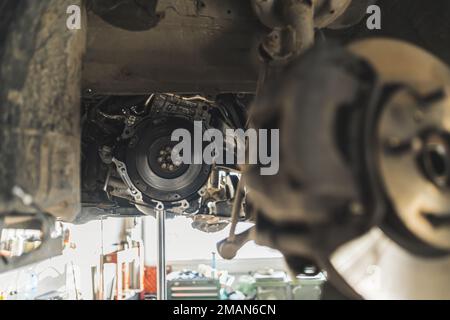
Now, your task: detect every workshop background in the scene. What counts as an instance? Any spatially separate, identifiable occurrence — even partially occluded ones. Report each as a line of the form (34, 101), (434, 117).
(0, 216), (325, 300)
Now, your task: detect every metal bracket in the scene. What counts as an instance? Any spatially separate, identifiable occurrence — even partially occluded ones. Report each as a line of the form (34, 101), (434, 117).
(112, 158), (144, 204)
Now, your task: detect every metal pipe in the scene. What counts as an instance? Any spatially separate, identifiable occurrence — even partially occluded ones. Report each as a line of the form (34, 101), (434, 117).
(156, 209), (167, 300)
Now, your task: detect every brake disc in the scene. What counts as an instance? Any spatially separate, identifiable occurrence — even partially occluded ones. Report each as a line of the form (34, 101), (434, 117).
(331, 38), (450, 299)
(245, 38), (450, 299)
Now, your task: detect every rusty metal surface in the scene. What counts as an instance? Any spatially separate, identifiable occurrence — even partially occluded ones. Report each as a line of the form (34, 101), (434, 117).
(325, 0), (450, 67)
(83, 0), (265, 95)
(0, 0), (86, 221)
(251, 0), (352, 29)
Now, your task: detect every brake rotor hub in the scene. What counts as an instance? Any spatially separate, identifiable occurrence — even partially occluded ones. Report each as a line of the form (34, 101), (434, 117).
(376, 87), (450, 250)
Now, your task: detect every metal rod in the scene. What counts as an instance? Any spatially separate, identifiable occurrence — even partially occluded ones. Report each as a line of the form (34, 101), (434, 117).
(156, 209), (167, 300)
(228, 179), (244, 242)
